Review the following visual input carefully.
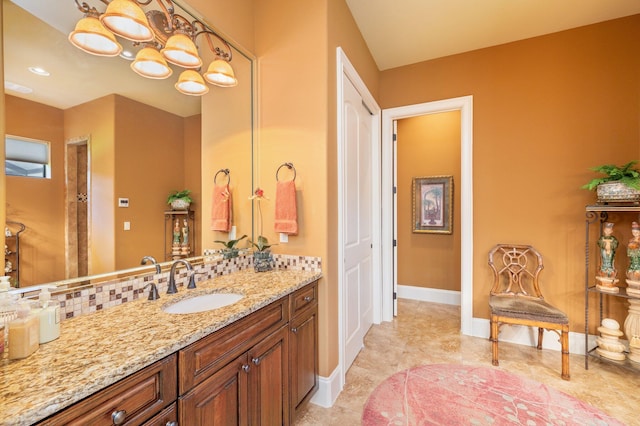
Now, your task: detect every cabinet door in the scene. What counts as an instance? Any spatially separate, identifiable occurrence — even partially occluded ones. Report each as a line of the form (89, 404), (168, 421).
(179, 353), (249, 426)
(247, 326), (289, 426)
(290, 305), (318, 417)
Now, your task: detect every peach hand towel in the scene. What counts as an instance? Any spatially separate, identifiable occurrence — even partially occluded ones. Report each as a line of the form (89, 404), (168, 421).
(274, 180), (298, 234)
(211, 184), (232, 232)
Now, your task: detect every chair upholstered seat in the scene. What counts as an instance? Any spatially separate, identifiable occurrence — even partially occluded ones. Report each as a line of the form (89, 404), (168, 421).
(490, 295), (569, 324)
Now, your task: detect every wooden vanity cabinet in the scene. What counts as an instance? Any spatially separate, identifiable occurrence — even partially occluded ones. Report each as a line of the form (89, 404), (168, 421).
(289, 282), (319, 419)
(38, 354), (177, 426)
(177, 298), (291, 425)
(35, 280), (319, 426)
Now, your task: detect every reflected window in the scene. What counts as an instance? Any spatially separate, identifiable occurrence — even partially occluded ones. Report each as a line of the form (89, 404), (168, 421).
(5, 136), (51, 178)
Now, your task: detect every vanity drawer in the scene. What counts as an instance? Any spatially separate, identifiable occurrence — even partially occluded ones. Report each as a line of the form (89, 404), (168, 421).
(290, 281), (318, 318)
(38, 354), (177, 426)
(178, 298), (288, 393)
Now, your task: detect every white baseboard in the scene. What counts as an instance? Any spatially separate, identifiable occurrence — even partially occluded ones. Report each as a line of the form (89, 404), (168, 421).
(397, 284), (461, 305)
(310, 365), (342, 408)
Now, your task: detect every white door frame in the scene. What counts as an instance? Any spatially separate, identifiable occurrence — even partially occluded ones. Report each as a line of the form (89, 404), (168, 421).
(381, 97), (474, 335)
(336, 47), (382, 390)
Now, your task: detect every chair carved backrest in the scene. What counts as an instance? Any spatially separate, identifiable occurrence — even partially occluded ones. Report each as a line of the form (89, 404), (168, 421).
(488, 244), (544, 299)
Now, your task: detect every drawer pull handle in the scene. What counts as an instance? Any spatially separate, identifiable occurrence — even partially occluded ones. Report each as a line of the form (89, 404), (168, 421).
(291, 327), (298, 334)
(252, 357), (261, 365)
(303, 296), (313, 302)
(242, 364), (251, 373)
(111, 409), (127, 425)
(166, 422), (178, 426)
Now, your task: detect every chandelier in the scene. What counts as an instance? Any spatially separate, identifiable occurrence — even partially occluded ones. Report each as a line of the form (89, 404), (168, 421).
(68, 0), (238, 96)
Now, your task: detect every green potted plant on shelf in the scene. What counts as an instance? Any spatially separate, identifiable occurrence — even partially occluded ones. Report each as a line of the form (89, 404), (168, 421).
(582, 160), (640, 203)
(214, 234), (247, 259)
(167, 189), (193, 210)
(249, 236), (277, 272)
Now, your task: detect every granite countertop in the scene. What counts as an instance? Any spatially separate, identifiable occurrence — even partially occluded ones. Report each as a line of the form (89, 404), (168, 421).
(0, 269), (321, 426)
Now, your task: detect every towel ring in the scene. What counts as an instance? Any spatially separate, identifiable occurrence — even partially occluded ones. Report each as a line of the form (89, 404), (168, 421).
(276, 162), (296, 182)
(214, 168), (231, 185)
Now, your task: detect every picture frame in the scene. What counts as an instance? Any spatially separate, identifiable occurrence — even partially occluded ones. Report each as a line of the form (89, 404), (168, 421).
(412, 175), (453, 234)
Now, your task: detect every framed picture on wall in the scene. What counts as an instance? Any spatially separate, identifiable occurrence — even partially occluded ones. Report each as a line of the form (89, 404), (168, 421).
(412, 175), (453, 234)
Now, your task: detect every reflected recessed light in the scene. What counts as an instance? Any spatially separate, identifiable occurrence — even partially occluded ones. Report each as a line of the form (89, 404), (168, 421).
(120, 50), (135, 60)
(28, 67), (50, 76)
(5, 81), (33, 94)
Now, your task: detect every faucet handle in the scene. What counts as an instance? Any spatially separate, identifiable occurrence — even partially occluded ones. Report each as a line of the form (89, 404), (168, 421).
(187, 271), (197, 289)
(145, 282), (160, 300)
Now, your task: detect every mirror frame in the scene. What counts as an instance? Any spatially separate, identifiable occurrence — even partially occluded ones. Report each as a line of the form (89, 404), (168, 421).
(1, 0), (256, 291)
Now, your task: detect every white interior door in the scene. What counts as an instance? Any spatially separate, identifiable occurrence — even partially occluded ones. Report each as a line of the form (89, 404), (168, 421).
(342, 76), (374, 371)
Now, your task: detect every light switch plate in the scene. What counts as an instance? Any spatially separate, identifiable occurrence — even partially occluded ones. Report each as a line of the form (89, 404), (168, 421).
(123, 221), (131, 231)
(118, 198), (129, 207)
(279, 233), (288, 243)
(229, 226), (237, 240)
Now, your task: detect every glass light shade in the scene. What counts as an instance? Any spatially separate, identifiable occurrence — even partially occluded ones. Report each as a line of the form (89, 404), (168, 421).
(131, 47), (173, 79)
(69, 15), (123, 57)
(203, 59), (238, 87)
(100, 0), (153, 42)
(161, 33), (202, 68)
(175, 70), (209, 96)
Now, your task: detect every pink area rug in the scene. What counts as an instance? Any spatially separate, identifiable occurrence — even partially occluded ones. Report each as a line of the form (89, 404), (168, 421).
(362, 364), (623, 425)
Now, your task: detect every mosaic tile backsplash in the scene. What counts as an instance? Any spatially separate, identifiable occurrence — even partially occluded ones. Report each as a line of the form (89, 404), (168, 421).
(20, 254), (321, 322)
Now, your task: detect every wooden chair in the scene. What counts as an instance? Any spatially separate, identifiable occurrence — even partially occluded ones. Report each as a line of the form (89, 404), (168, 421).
(488, 244), (570, 380)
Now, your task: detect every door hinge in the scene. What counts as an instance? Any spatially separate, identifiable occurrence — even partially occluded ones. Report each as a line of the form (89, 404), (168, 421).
(393, 186), (397, 194)
(393, 239), (397, 247)
(393, 133), (397, 142)
(393, 292), (397, 300)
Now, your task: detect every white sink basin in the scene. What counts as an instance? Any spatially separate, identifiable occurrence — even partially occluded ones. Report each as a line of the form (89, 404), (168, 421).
(163, 293), (244, 314)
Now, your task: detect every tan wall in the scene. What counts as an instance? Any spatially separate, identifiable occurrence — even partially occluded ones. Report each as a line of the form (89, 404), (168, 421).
(397, 112), (461, 291)
(5, 95), (65, 286)
(113, 95), (186, 268)
(186, 0), (255, 54)
(201, 61), (253, 250)
(65, 96), (116, 275)
(253, 0), (379, 377)
(380, 15), (640, 331)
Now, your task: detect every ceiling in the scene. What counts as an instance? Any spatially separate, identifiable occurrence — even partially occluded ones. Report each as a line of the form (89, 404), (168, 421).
(345, 0), (640, 70)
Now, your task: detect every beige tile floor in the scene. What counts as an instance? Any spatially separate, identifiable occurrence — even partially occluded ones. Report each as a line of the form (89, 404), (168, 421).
(295, 298), (640, 425)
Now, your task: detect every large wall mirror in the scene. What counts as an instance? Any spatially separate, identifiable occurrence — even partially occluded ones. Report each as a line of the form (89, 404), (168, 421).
(3, 0), (255, 288)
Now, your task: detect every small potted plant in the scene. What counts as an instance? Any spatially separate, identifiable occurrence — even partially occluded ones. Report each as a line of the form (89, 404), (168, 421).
(167, 189), (193, 210)
(582, 160), (640, 203)
(214, 235), (247, 259)
(249, 236), (276, 272)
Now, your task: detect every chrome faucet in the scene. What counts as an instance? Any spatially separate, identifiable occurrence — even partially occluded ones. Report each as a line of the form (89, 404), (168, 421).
(140, 255), (161, 275)
(168, 259), (196, 294)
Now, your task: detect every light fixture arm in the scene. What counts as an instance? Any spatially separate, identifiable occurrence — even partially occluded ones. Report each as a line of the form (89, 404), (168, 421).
(197, 27), (233, 62)
(74, 0), (110, 16)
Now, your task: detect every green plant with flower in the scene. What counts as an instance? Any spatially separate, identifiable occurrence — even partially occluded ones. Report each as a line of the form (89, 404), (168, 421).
(249, 187), (269, 238)
(214, 234), (247, 259)
(249, 235), (277, 253)
(214, 234), (247, 250)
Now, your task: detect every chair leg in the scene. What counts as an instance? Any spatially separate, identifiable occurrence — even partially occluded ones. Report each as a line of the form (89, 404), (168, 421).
(560, 325), (570, 380)
(490, 315), (499, 366)
(537, 327), (544, 350)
